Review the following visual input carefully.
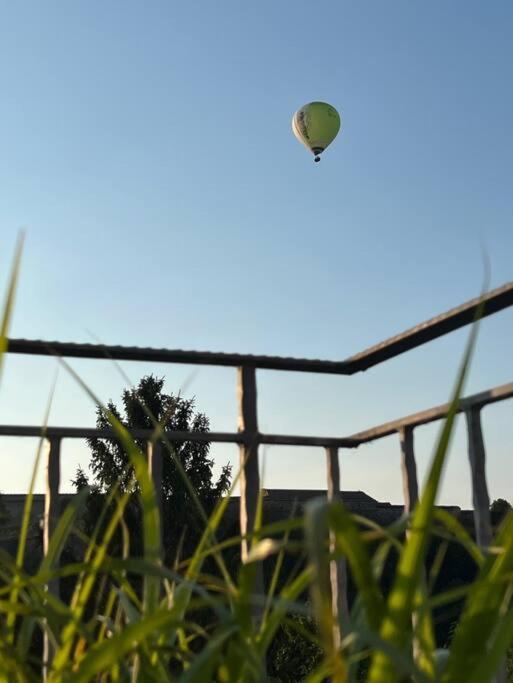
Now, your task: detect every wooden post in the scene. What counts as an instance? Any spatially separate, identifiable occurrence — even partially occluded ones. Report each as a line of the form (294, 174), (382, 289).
(466, 407), (492, 548)
(399, 426), (418, 514)
(465, 410), (507, 683)
(237, 365), (265, 642)
(44, 437), (61, 583)
(148, 440), (164, 540)
(399, 427), (422, 662)
(237, 366), (260, 562)
(326, 446), (349, 649)
(43, 436), (61, 679)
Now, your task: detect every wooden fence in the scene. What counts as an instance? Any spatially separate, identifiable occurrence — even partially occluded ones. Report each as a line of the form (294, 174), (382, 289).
(3, 281), (513, 661)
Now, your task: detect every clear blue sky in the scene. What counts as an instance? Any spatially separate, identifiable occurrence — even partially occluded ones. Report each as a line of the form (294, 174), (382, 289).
(1, 1), (512, 507)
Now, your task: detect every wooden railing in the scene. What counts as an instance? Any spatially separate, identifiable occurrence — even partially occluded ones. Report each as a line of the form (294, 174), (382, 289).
(350, 380), (513, 545)
(3, 281), (513, 656)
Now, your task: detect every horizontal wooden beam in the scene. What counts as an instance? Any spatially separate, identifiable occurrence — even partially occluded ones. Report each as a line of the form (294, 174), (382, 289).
(0, 425), (357, 449)
(6, 282), (513, 375)
(0, 380), (511, 450)
(260, 434), (357, 448)
(6, 338), (352, 374)
(343, 282), (513, 372)
(350, 380), (513, 444)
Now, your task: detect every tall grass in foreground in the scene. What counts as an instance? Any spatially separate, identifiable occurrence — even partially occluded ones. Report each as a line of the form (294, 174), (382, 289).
(1, 242), (513, 681)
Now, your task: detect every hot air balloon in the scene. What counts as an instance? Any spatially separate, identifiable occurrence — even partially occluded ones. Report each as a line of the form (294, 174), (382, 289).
(292, 101), (341, 162)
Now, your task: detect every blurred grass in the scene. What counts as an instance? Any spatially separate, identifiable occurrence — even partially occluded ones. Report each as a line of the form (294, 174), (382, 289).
(1, 240), (513, 682)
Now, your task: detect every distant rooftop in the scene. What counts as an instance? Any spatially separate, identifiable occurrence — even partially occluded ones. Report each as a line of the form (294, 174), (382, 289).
(0, 489), (472, 543)
(256, 489), (381, 505)
(228, 489), (400, 509)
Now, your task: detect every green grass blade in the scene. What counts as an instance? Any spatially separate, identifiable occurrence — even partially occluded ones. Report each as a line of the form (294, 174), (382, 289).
(433, 508), (483, 567)
(177, 625), (239, 683)
(0, 232), (23, 382)
(100, 358), (237, 594)
(64, 609), (191, 683)
(50, 487), (134, 675)
(466, 606), (513, 683)
(368, 311), (480, 682)
(58, 359), (162, 610)
(441, 512), (513, 682)
(257, 566), (313, 655)
(304, 498), (348, 682)
(260, 504), (298, 629)
(328, 501), (385, 632)
(40, 487), (90, 575)
(412, 581), (436, 679)
(15, 488), (90, 657)
(6, 377), (57, 644)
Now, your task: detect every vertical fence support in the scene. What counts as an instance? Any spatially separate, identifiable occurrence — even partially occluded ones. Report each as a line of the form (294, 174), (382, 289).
(465, 407), (505, 683)
(466, 406), (492, 549)
(237, 365), (265, 639)
(326, 446), (349, 649)
(399, 426), (422, 662)
(399, 427), (418, 514)
(43, 436), (61, 679)
(237, 366), (260, 561)
(148, 441), (164, 544)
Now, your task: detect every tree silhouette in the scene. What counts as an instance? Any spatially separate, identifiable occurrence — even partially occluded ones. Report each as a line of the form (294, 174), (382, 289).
(74, 375), (231, 562)
(490, 498), (511, 524)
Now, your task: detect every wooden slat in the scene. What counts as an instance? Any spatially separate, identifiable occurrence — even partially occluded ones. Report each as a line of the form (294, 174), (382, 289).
(344, 282), (513, 372)
(237, 366), (264, 637)
(238, 367), (260, 561)
(351, 381), (513, 444)
(43, 437), (61, 577)
(398, 427), (423, 663)
(466, 407), (492, 548)
(260, 433), (357, 448)
(7, 281), (513, 374)
(6, 337), (351, 374)
(43, 437), (61, 679)
(0, 379), (511, 455)
(326, 446), (349, 648)
(399, 427), (418, 514)
(0, 425), (357, 449)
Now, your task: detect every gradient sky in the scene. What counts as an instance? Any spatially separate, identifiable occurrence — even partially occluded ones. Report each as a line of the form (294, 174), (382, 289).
(1, 1), (512, 507)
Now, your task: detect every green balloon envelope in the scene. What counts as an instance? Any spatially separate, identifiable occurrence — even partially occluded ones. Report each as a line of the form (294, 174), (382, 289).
(292, 101), (341, 160)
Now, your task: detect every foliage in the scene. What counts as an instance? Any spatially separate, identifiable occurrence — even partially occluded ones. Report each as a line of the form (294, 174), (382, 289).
(490, 498), (511, 524)
(267, 613), (323, 680)
(73, 375), (232, 562)
(0, 493), (9, 526)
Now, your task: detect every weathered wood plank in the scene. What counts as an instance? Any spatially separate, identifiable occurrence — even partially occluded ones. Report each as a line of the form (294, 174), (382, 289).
(398, 427), (425, 664)
(237, 366), (260, 561)
(351, 380), (513, 444)
(326, 446), (349, 648)
(399, 427), (418, 514)
(6, 337), (351, 374)
(237, 366), (264, 641)
(344, 282), (513, 371)
(7, 280), (513, 373)
(44, 437), (61, 575)
(0, 425), (356, 448)
(43, 437), (61, 679)
(466, 407), (492, 549)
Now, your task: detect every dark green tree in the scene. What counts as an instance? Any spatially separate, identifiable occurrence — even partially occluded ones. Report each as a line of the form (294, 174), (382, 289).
(267, 613), (322, 681)
(490, 498), (511, 524)
(0, 492), (9, 527)
(74, 375), (231, 562)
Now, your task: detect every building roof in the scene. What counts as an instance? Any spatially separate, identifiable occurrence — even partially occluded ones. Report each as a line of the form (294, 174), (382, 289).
(249, 489), (381, 504)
